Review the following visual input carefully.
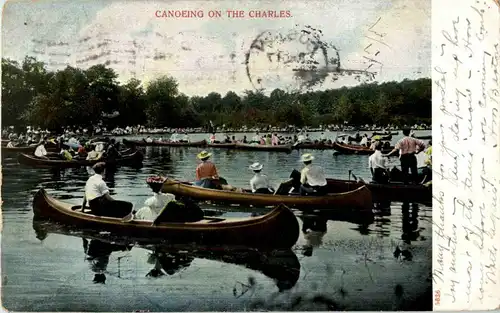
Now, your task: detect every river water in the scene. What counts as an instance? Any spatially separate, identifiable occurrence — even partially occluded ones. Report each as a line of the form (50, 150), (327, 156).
(1, 130), (432, 311)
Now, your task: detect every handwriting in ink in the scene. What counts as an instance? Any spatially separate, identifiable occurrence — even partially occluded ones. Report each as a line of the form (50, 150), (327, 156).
(479, 51), (490, 108)
(470, 6), (486, 41)
(461, 152), (473, 191)
(485, 246), (497, 284)
(442, 17), (460, 46)
(434, 67), (451, 116)
(479, 263), (485, 303)
(453, 54), (463, 78)
(453, 197), (473, 221)
(465, 261), (472, 303)
(463, 18), (473, 57)
(449, 113), (462, 142)
(465, 89), (473, 139)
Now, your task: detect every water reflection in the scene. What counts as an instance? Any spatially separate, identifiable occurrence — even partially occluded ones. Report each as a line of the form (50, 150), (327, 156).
(33, 219), (301, 292)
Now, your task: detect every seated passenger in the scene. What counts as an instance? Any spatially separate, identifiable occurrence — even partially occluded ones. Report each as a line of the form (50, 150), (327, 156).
(249, 162), (274, 194)
(194, 151), (220, 189)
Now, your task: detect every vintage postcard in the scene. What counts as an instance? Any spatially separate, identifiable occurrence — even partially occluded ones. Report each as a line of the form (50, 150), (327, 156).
(0, 0), (496, 311)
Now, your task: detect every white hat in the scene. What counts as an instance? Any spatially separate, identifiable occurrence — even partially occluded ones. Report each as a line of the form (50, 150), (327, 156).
(301, 153), (315, 162)
(249, 162), (263, 171)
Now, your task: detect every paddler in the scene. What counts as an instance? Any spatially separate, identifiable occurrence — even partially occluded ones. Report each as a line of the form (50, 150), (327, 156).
(368, 142), (389, 184)
(249, 162), (274, 194)
(82, 162), (132, 217)
(299, 153), (328, 196)
(194, 151), (219, 189)
(383, 128), (426, 184)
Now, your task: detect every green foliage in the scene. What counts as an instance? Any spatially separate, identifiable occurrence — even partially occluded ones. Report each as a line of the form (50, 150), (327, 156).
(1, 57), (431, 130)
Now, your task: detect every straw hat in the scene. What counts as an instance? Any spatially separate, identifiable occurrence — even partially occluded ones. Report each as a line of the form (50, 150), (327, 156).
(249, 162), (263, 171)
(197, 150), (212, 160)
(301, 153), (315, 162)
(372, 135), (382, 141)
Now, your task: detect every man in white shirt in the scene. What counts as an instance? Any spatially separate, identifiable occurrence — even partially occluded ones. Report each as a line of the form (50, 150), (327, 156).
(182, 133), (190, 142)
(82, 162), (132, 217)
(297, 132), (306, 143)
(249, 162), (274, 194)
(299, 154), (328, 196)
(368, 142), (389, 184)
(251, 132), (260, 143)
(170, 132), (179, 142)
(360, 134), (369, 147)
(34, 139), (48, 158)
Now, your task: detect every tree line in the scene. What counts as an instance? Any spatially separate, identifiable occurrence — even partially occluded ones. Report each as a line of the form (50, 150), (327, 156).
(2, 56), (431, 132)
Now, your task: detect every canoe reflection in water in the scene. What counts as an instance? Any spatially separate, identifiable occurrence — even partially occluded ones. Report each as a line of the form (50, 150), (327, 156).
(32, 219), (301, 292)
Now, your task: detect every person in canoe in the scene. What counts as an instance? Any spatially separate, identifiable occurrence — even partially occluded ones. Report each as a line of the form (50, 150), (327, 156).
(133, 176), (176, 221)
(145, 136), (153, 143)
(369, 136), (381, 150)
(182, 133), (190, 143)
(194, 151), (220, 189)
(251, 132), (260, 144)
(271, 133), (279, 146)
(360, 134), (369, 147)
(209, 133), (216, 144)
(34, 138), (49, 159)
(249, 162), (275, 194)
(86, 145), (103, 161)
(170, 131), (180, 142)
(383, 128), (426, 184)
(242, 135), (248, 143)
(82, 162), (133, 217)
(6, 140), (16, 148)
(60, 146), (74, 160)
(368, 142), (389, 184)
(105, 138), (121, 161)
(299, 153), (328, 196)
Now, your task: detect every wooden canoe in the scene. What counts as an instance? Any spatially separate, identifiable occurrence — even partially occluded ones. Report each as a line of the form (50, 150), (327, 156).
(161, 178), (373, 212)
(17, 150), (144, 168)
(332, 142), (393, 155)
(32, 219), (301, 289)
(235, 143), (293, 152)
(293, 142), (335, 150)
(32, 189), (300, 249)
(413, 135), (432, 140)
(123, 138), (207, 147)
(1, 145), (37, 154)
(207, 143), (236, 148)
(325, 178), (432, 203)
(372, 131), (398, 136)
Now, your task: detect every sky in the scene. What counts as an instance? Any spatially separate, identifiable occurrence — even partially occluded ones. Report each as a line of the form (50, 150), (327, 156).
(1, 0), (431, 96)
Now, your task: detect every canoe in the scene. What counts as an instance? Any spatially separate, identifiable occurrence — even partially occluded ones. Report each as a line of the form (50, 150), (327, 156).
(372, 131), (398, 136)
(332, 142), (393, 155)
(413, 135), (432, 140)
(293, 142), (335, 150)
(1, 145), (37, 154)
(32, 219), (301, 290)
(161, 178), (373, 212)
(32, 188), (300, 249)
(17, 150), (143, 168)
(325, 178), (432, 203)
(207, 143), (236, 148)
(123, 138), (207, 147)
(235, 143), (293, 153)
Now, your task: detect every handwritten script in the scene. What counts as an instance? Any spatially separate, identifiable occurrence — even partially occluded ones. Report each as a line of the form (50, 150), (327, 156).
(433, 0), (500, 310)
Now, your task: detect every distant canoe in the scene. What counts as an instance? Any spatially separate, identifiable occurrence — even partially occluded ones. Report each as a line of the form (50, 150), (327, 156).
(2, 145), (37, 155)
(162, 178), (373, 212)
(18, 150), (143, 169)
(206, 143), (236, 149)
(326, 178), (431, 203)
(123, 138), (207, 147)
(372, 131), (398, 136)
(413, 135), (432, 140)
(332, 142), (393, 155)
(235, 143), (293, 153)
(32, 188), (300, 249)
(293, 142), (335, 150)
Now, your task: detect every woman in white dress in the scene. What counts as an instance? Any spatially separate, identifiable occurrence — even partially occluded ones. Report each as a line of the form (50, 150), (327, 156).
(134, 177), (176, 221)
